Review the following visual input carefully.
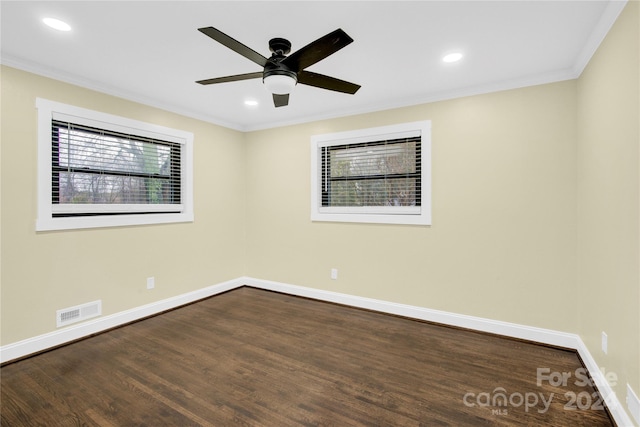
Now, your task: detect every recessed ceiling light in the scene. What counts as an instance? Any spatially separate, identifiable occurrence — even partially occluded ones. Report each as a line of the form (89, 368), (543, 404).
(43, 17), (71, 32)
(442, 52), (463, 63)
(244, 99), (259, 107)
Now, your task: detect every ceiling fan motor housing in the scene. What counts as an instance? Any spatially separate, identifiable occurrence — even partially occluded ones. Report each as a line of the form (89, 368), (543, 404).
(263, 61), (297, 81)
(263, 38), (298, 93)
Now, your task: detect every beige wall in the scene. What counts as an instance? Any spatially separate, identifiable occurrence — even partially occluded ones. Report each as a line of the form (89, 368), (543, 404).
(245, 1), (639, 420)
(245, 81), (579, 332)
(1, 1), (638, 423)
(0, 66), (246, 344)
(577, 0), (640, 408)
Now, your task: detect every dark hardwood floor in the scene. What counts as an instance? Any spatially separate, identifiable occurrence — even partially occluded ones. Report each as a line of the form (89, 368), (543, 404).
(1, 287), (614, 426)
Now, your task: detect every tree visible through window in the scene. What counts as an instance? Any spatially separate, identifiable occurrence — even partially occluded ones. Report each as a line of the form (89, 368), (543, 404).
(311, 120), (431, 225)
(52, 120), (181, 214)
(36, 98), (193, 231)
(321, 137), (421, 208)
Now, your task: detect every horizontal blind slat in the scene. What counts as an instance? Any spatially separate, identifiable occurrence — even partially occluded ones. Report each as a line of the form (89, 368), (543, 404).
(52, 120), (182, 213)
(321, 136), (421, 208)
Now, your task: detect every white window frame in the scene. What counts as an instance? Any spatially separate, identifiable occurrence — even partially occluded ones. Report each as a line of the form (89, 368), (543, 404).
(311, 120), (431, 225)
(36, 98), (194, 231)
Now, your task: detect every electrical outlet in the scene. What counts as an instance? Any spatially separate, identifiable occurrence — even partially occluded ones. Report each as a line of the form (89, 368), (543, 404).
(147, 277), (155, 290)
(601, 331), (607, 354)
(627, 384), (640, 426)
(331, 268), (338, 280)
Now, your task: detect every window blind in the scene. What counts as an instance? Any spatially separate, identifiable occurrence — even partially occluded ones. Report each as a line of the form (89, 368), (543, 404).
(51, 119), (182, 216)
(321, 136), (421, 208)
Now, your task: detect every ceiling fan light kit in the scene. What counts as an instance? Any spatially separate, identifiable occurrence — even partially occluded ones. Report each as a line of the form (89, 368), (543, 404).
(263, 73), (297, 95)
(196, 27), (360, 107)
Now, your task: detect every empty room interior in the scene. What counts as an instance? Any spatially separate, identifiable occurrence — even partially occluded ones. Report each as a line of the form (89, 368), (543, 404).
(1, 1), (639, 425)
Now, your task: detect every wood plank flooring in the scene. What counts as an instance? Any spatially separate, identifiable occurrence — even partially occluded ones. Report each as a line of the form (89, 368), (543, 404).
(1, 287), (615, 426)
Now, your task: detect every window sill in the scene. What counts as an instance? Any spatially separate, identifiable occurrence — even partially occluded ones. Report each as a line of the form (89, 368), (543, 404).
(36, 212), (194, 232)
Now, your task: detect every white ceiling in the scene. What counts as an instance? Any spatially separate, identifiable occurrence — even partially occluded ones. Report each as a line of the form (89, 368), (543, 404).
(0, 1), (627, 131)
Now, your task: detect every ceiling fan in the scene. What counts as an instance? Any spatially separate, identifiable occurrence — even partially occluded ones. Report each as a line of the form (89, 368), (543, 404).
(196, 27), (361, 107)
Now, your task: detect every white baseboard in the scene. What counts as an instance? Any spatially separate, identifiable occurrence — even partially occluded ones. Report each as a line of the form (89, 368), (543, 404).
(244, 276), (635, 427)
(0, 277), (243, 364)
(1, 276), (634, 426)
(575, 339), (635, 426)
(243, 277), (581, 348)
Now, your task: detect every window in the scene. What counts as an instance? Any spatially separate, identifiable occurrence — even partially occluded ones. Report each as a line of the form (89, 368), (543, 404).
(36, 98), (193, 231)
(311, 121), (431, 225)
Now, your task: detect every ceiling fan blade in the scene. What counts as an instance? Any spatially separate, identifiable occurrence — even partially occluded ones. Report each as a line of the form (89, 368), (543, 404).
(198, 27), (269, 67)
(273, 94), (289, 107)
(196, 72), (263, 85)
(297, 71), (360, 94)
(282, 29), (353, 72)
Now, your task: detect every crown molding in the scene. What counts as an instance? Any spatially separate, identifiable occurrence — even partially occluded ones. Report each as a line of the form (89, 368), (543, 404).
(571, 0), (628, 77)
(0, 55), (245, 131)
(1, 0), (627, 134)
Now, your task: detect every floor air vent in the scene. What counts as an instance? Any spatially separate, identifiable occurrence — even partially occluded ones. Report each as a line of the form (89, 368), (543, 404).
(56, 300), (102, 328)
